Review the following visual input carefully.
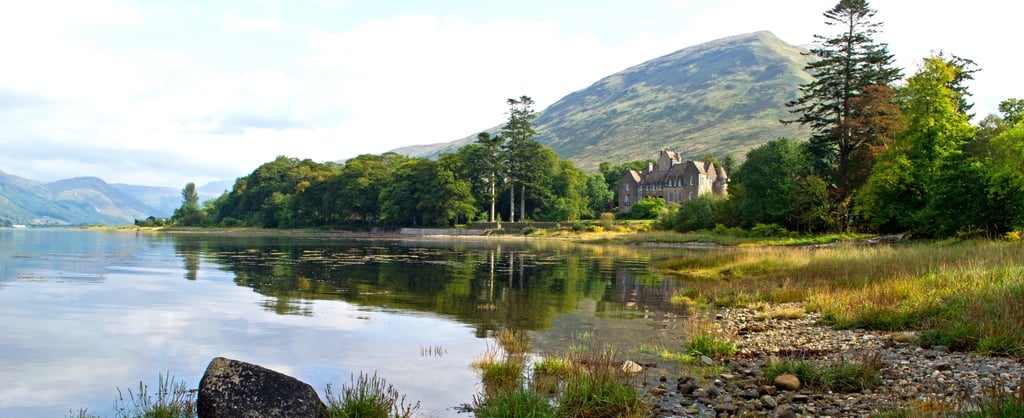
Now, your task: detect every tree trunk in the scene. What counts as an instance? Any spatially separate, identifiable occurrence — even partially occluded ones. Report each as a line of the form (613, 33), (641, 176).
(489, 175), (496, 223)
(509, 178), (515, 223)
(519, 184), (526, 223)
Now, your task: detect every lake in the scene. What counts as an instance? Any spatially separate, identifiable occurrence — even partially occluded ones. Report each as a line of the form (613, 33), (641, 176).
(0, 229), (691, 417)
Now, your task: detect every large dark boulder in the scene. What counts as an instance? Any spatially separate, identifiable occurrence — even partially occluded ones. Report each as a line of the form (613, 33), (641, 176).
(197, 357), (327, 418)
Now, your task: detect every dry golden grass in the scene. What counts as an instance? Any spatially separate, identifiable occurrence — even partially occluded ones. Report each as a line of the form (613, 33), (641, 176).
(661, 240), (1024, 356)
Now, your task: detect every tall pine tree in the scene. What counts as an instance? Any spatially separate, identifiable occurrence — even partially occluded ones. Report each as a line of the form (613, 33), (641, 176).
(785, 0), (901, 193)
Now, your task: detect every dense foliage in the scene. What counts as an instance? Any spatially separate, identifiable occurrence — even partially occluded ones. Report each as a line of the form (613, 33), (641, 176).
(176, 99), (601, 228)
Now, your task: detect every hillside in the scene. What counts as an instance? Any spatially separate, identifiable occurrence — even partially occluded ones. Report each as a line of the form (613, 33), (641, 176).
(395, 31), (813, 169)
(0, 171), (181, 225)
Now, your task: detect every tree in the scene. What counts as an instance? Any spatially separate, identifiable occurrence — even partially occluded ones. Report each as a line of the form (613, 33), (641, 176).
(785, 0), (901, 189)
(172, 182), (203, 226)
(500, 96), (539, 222)
(584, 173), (614, 216)
(733, 139), (810, 228)
(474, 132), (504, 222)
(1000, 98), (1024, 127)
(857, 55), (976, 234)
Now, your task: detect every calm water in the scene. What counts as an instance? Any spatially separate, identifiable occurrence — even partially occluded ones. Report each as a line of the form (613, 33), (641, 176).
(0, 229), (688, 417)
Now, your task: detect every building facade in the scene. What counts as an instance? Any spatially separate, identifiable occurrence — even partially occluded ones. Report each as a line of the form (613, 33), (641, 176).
(617, 149), (729, 213)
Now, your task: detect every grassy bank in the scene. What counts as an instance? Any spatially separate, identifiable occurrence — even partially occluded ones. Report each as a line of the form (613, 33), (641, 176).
(659, 239), (1024, 357)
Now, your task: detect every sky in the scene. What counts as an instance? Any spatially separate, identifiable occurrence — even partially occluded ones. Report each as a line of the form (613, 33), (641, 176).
(0, 0), (1020, 189)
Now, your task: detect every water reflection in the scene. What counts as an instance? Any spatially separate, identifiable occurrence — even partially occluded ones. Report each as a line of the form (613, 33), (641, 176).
(1, 230), (690, 417)
(170, 235), (687, 336)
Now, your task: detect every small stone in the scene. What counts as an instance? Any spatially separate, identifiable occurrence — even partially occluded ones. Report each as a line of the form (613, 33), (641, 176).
(677, 383), (698, 395)
(891, 331), (918, 343)
(760, 395), (777, 408)
(620, 360), (643, 374)
(774, 373), (801, 391)
(720, 372), (736, 380)
(793, 393), (810, 402)
(700, 355), (715, 367)
(650, 386), (668, 396)
(705, 386), (721, 398)
(933, 345), (950, 353)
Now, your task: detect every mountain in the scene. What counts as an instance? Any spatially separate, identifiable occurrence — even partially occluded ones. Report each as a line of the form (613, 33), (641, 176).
(395, 31), (813, 170)
(0, 170), (185, 226)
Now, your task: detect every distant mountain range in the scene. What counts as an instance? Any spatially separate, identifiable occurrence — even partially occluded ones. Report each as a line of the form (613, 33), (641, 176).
(0, 171), (226, 226)
(392, 31), (813, 170)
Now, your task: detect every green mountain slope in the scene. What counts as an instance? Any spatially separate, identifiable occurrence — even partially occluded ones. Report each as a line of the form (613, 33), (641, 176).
(395, 31), (812, 169)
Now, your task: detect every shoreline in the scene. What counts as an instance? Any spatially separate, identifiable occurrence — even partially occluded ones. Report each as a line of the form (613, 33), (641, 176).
(644, 303), (1024, 417)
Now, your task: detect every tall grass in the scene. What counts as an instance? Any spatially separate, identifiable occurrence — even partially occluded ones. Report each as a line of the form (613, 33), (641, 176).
(472, 345), (649, 418)
(324, 372), (420, 418)
(113, 373), (196, 418)
(661, 240), (1024, 357)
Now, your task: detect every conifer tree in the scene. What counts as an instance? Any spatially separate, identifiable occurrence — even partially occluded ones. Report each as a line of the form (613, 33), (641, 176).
(785, 0), (901, 192)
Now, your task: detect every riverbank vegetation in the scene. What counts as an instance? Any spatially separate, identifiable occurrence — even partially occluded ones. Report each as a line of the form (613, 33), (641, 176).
(660, 239), (1024, 358)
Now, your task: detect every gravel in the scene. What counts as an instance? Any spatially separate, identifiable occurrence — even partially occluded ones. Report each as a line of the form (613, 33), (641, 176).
(640, 303), (1024, 417)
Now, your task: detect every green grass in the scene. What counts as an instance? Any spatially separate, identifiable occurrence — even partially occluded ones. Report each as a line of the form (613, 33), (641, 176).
(113, 373), (196, 418)
(556, 372), (647, 418)
(762, 355), (883, 393)
(684, 331), (737, 358)
(473, 388), (556, 418)
(324, 372), (420, 418)
(472, 348), (650, 418)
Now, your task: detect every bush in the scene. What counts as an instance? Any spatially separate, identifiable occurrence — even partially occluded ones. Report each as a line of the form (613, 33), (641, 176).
(599, 212), (616, 229)
(750, 223), (789, 237)
(630, 197), (666, 220)
(521, 226), (537, 235)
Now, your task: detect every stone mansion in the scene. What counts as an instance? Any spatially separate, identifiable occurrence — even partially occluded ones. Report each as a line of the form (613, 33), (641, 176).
(617, 149), (729, 214)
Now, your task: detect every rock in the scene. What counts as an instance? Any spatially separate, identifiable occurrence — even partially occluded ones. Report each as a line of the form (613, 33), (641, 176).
(891, 331), (918, 344)
(699, 355), (715, 367)
(677, 382), (698, 395)
(621, 360), (643, 374)
(650, 386), (668, 396)
(760, 394), (777, 408)
(774, 374), (801, 391)
(197, 357), (326, 418)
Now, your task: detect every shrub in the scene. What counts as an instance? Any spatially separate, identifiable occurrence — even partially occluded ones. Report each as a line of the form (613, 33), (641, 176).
(521, 226), (537, 235)
(750, 223), (788, 237)
(599, 212), (615, 229)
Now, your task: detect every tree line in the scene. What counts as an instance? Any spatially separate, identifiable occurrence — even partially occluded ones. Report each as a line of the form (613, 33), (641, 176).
(171, 0), (1024, 238)
(171, 96), (613, 228)
(658, 0), (1023, 238)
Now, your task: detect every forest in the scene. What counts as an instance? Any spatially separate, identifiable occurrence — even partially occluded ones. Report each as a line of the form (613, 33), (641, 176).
(170, 0), (1024, 239)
